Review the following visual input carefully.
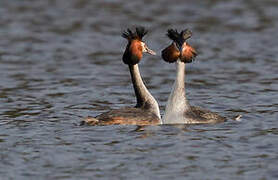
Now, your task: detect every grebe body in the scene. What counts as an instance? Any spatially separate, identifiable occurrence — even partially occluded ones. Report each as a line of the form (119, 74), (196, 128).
(161, 29), (226, 124)
(84, 27), (161, 126)
(86, 108), (160, 126)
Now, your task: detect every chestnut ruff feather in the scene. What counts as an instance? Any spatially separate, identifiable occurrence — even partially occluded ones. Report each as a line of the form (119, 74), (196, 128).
(163, 28), (197, 63)
(161, 43), (180, 63)
(122, 27), (148, 65)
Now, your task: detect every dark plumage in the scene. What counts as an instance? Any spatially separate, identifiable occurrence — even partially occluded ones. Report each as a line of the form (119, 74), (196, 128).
(184, 106), (226, 124)
(122, 26), (148, 41)
(166, 29), (180, 43)
(166, 29), (192, 47)
(84, 108), (160, 126)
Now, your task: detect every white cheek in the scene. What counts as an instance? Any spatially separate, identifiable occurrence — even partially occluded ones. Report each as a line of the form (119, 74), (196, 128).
(141, 42), (147, 52)
(182, 43), (187, 51)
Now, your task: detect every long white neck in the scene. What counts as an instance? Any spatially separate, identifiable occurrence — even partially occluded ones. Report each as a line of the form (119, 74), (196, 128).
(129, 64), (161, 122)
(162, 60), (191, 124)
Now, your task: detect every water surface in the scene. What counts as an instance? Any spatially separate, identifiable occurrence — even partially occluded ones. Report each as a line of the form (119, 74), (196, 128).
(0, 0), (278, 179)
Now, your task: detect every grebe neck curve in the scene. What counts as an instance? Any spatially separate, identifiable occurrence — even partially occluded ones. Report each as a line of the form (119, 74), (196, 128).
(162, 60), (191, 124)
(128, 64), (161, 122)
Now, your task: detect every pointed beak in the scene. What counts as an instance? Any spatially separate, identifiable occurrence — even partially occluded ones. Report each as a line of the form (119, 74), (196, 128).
(145, 46), (156, 55)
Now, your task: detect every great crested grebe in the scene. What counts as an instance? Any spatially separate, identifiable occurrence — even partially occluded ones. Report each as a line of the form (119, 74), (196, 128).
(161, 29), (226, 124)
(83, 27), (161, 125)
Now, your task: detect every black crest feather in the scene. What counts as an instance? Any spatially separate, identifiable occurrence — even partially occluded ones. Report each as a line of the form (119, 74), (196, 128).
(135, 26), (148, 40)
(166, 28), (192, 45)
(166, 29), (180, 42)
(122, 26), (148, 41)
(181, 29), (192, 40)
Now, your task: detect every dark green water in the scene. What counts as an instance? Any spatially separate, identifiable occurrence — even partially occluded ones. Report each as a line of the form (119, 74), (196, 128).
(0, 0), (278, 179)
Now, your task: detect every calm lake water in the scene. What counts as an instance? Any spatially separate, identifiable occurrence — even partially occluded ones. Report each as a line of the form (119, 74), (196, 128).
(0, 0), (278, 179)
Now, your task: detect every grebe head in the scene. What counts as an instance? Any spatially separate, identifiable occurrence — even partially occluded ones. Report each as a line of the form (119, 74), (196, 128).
(161, 29), (197, 63)
(122, 27), (156, 65)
